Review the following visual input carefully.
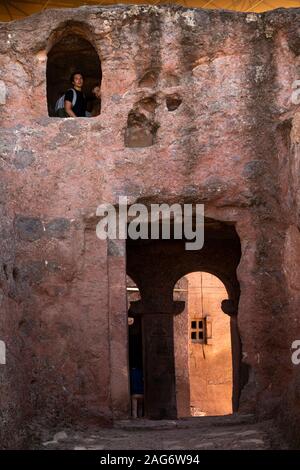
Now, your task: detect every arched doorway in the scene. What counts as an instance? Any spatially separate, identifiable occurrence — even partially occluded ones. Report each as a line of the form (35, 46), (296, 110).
(174, 272), (233, 417)
(46, 26), (102, 116)
(126, 217), (246, 419)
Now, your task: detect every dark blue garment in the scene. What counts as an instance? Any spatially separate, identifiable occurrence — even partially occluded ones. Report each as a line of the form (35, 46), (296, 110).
(130, 368), (144, 394)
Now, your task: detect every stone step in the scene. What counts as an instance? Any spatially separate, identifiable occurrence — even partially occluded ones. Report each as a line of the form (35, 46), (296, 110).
(114, 413), (256, 431)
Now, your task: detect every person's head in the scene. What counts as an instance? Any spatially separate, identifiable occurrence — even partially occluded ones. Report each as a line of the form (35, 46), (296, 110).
(92, 85), (101, 99)
(70, 72), (84, 90)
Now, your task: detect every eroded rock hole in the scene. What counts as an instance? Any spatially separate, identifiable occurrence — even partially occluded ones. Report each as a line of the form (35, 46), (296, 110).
(139, 97), (157, 114)
(166, 95), (182, 111)
(47, 32), (102, 117)
(125, 96), (159, 148)
(12, 267), (19, 281)
(3, 264), (8, 280)
(125, 111), (159, 148)
(138, 69), (159, 88)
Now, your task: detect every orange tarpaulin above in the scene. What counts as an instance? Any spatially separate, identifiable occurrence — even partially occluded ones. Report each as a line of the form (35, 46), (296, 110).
(0, 0), (299, 22)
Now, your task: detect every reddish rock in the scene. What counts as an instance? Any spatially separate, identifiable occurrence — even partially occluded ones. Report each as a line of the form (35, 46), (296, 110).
(0, 4), (299, 448)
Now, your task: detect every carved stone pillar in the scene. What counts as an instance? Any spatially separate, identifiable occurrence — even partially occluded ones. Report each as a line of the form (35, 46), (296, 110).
(221, 299), (242, 412)
(130, 299), (184, 419)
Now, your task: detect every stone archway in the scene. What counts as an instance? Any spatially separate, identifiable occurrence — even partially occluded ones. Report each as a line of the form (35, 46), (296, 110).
(174, 271), (234, 417)
(126, 218), (245, 419)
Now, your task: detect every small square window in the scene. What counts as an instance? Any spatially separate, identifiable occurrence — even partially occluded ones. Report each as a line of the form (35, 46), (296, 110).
(191, 318), (205, 343)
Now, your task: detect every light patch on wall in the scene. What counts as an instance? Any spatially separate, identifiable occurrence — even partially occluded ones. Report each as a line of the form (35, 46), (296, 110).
(36, 50), (47, 63)
(0, 80), (7, 105)
(0, 340), (6, 365)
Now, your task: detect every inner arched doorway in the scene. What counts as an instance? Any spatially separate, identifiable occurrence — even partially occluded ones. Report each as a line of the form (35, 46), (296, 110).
(174, 272), (233, 417)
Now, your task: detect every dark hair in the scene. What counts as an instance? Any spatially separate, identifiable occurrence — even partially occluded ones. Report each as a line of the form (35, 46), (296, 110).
(70, 71), (83, 84)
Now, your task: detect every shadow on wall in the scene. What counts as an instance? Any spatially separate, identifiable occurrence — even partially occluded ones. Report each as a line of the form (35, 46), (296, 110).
(46, 32), (102, 117)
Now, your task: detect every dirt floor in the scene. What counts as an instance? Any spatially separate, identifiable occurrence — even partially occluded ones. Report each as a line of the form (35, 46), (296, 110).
(29, 414), (287, 450)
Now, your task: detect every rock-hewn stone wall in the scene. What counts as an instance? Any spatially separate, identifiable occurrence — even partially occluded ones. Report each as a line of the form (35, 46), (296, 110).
(0, 5), (299, 447)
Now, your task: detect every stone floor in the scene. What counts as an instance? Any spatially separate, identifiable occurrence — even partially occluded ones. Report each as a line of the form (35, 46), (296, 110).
(31, 414), (287, 450)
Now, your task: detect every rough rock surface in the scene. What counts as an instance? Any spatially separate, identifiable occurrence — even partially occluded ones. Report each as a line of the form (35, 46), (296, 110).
(32, 415), (285, 450)
(0, 4), (300, 448)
